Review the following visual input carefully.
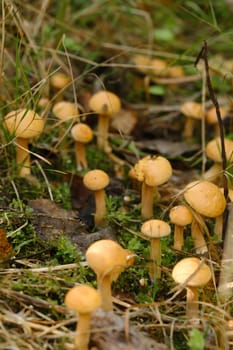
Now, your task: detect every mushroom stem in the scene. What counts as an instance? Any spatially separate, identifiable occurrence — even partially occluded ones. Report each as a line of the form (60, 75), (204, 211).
(94, 189), (107, 227)
(183, 118), (195, 139)
(97, 113), (109, 151)
(149, 237), (161, 281)
(203, 163), (222, 182)
(97, 274), (113, 311)
(141, 182), (158, 219)
(173, 225), (184, 250)
(15, 137), (31, 177)
(214, 215), (223, 240)
(186, 286), (199, 319)
(75, 142), (87, 171)
(74, 312), (91, 350)
(191, 219), (208, 254)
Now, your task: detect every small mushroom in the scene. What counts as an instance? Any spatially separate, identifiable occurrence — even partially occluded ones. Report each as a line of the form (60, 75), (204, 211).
(169, 205), (193, 250)
(141, 219), (171, 281)
(52, 101), (79, 123)
(83, 169), (110, 227)
(205, 106), (228, 136)
(50, 72), (70, 101)
(85, 239), (133, 310)
(184, 180), (226, 244)
(71, 123), (93, 171)
(89, 90), (121, 151)
(204, 137), (233, 185)
(64, 284), (101, 350)
(134, 155), (172, 219)
(172, 257), (211, 319)
(180, 101), (203, 140)
(4, 108), (45, 177)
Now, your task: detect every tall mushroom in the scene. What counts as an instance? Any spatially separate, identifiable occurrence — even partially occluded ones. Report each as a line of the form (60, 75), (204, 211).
(64, 284), (101, 350)
(71, 123), (93, 171)
(141, 219), (171, 281)
(4, 108), (45, 177)
(180, 101), (203, 140)
(184, 180), (226, 244)
(134, 155), (172, 219)
(85, 239), (133, 311)
(89, 90), (121, 152)
(83, 169), (110, 227)
(172, 257), (211, 319)
(169, 205), (193, 250)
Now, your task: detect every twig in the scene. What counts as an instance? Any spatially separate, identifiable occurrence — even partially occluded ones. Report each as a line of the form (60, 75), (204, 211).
(195, 40), (229, 243)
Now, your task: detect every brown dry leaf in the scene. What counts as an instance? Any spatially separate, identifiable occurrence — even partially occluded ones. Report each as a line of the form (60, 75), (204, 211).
(0, 228), (13, 262)
(110, 109), (138, 135)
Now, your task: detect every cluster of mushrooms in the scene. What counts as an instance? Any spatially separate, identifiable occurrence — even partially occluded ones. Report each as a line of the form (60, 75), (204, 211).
(3, 70), (233, 350)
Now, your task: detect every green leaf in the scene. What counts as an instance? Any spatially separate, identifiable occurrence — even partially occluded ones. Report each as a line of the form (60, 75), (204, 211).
(187, 328), (205, 350)
(154, 28), (174, 42)
(149, 85), (166, 96)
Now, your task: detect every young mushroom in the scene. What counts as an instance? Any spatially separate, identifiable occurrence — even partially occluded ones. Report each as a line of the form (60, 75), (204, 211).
(50, 72), (71, 101)
(180, 101), (203, 140)
(83, 169), (110, 227)
(172, 257), (212, 320)
(134, 155), (173, 219)
(71, 123), (93, 171)
(184, 180), (226, 244)
(169, 205), (193, 250)
(89, 90), (121, 152)
(141, 219), (171, 281)
(204, 137), (233, 185)
(85, 239), (134, 311)
(64, 284), (101, 350)
(52, 101), (79, 123)
(4, 108), (45, 177)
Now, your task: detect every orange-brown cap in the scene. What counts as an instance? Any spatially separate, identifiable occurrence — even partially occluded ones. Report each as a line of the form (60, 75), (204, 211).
(83, 169), (109, 191)
(143, 156), (172, 187)
(71, 123), (93, 143)
(4, 109), (44, 139)
(52, 101), (79, 121)
(206, 137), (233, 163)
(50, 72), (70, 90)
(141, 219), (171, 239)
(181, 101), (203, 119)
(169, 205), (193, 226)
(184, 180), (226, 217)
(205, 106), (228, 124)
(65, 284), (101, 314)
(89, 90), (121, 115)
(172, 257), (211, 287)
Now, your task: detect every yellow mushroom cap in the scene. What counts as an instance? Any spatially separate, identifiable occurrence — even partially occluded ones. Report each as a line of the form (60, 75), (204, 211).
(71, 123), (93, 143)
(131, 54), (152, 74)
(83, 169), (110, 191)
(169, 205), (193, 226)
(52, 101), (79, 121)
(50, 72), (70, 90)
(85, 239), (132, 280)
(143, 156), (172, 187)
(184, 180), (226, 217)
(65, 285), (101, 314)
(172, 257), (211, 287)
(4, 109), (44, 139)
(141, 219), (171, 239)
(181, 101), (203, 119)
(89, 90), (121, 115)
(205, 106), (228, 124)
(206, 137), (233, 163)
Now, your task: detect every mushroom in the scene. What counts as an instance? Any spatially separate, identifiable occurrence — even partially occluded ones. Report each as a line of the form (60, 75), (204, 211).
(83, 169), (110, 227)
(71, 123), (93, 171)
(89, 90), (121, 151)
(184, 180), (226, 245)
(141, 219), (171, 281)
(85, 239), (133, 310)
(204, 137), (233, 185)
(205, 106), (228, 136)
(64, 284), (101, 350)
(4, 108), (45, 177)
(169, 205), (193, 250)
(134, 155), (172, 219)
(180, 101), (203, 140)
(50, 72), (70, 101)
(172, 257), (212, 319)
(52, 101), (79, 123)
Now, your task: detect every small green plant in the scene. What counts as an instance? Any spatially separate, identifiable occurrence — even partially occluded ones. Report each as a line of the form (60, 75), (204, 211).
(54, 236), (82, 264)
(187, 328), (205, 350)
